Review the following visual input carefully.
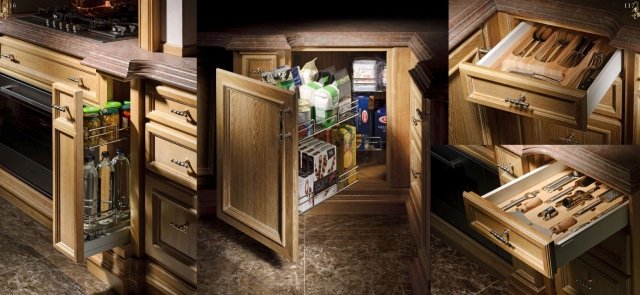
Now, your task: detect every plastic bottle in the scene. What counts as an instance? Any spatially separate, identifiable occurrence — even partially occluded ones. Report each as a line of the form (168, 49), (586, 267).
(112, 148), (131, 222)
(83, 154), (99, 232)
(96, 151), (114, 226)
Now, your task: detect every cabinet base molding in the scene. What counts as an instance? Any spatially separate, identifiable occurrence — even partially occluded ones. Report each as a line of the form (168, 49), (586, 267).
(0, 167), (51, 229)
(145, 261), (196, 295)
(87, 253), (145, 294)
(409, 247), (429, 295)
(431, 213), (513, 279)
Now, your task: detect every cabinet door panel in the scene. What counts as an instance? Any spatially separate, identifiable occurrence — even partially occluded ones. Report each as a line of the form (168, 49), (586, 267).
(216, 69), (298, 261)
(52, 82), (84, 262)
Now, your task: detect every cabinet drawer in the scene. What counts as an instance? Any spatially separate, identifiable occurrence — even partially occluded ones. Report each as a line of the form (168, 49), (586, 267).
(146, 85), (197, 136)
(0, 36), (99, 104)
(459, 21), (621, 130)
(146, 122), (197, 190)
(556, 253), (629, 295)
(521, 115), (621, 144)
(145, 174), (197, 285)
(463, 161), (629, 278)
(241, 53), (278, 80)
(495, 146), (526, 178)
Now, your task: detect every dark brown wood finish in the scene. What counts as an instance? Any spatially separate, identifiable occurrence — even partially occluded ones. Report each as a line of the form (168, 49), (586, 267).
(0, 17), (196, 92)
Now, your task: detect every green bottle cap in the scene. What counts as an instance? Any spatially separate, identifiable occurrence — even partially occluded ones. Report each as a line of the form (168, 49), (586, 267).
(105, 101), (122, 109)
(83, 105), (101, 114)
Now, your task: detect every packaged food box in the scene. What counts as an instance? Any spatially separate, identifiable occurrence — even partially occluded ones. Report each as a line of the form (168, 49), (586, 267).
(355, 96), (373, 150)
(374, 106), (387, 149)
(299, 81), (323, 106)
(332, 125), (357, 187)
(299, 139), (324, 174)
(313, 183), (338, 205)
(298, 171), (314, 199)
(311, 144), (337, 194)
(314, 84), (339, 128)
(299, 197), (313, 214)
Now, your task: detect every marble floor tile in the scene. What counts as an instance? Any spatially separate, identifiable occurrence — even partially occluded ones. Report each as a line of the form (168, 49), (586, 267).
(0, 232), (42, 276)
(430, 234), (500, 295)
(199, 214), (416, 294)
(477, 280), (510, 295)
(0, 258), (89, 294)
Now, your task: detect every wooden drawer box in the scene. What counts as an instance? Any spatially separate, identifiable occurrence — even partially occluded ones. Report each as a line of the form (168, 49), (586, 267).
(0, 36), (100, 105)
(463, 161), (629, 278)
(521, 114), (622, 144)
(145, 174), (197, 285)
(556, 253), (629, 295)
(146, 122), (197, 190)
(459, 21), (621, 130)
(146, 85), (197, 136)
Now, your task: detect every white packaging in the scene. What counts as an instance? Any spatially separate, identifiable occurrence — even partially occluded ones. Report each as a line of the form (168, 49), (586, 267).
(299, 81), (323, 105)
(298, 171), (314, 199)
(314, 84), (339, 111)
(313, 184), (338, 205)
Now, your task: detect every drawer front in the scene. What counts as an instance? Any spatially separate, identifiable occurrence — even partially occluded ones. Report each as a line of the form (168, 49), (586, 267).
(0, 37), (99, 104)
(495, 146), (524, 178)
(460, 21), (622, 131)
(146, 85), (197, 136)
(521, 115), (621, 145)
(588, 228), (631, 275)
(557, 255), (629, 295)
(463, 161), (629, 278)
(145, 122), (197, 190)
(593, 77), (622, 119)
(145, 174), (197, 285)
(241, 53), (277, 80)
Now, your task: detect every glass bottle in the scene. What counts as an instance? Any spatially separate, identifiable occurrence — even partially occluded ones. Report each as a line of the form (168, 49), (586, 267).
(83, 154), (99, 233)
(97, 151), (115, 226)
(112, 148), (130, 222)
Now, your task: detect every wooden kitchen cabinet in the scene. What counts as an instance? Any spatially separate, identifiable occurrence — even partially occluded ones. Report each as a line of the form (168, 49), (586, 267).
(51, 82), (131, 263)
(555, 253), (630, 295)
(233, 51), (289, 80)
(463, 160), (629, 278)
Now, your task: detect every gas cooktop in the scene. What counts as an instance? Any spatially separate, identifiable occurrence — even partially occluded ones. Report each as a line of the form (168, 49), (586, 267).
(15, 8), (137, 43)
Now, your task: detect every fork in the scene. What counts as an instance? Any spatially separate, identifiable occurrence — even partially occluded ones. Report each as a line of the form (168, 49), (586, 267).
(577, 52), (604, 90)
(537, 30), (568, 62)
(515, 26), (545, 57)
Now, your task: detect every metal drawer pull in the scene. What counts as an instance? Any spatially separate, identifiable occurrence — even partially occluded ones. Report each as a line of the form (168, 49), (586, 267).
(51, 104), (69, 113)
(505, 94), (530, 109)
(169, 222), (189, 233)
(1, 53), (16, 62)
(411, 169), (422, 179)
(252, 67), (265, 75)
(559, 133), (578, 144)
(171, 109), (189, 117)
(412, 108), (429, 125)
(171, 158), (191, 168)
(489, 229), (513, 248)
(67, 77), (84, 87)
(575, 278), (593, 290)
(498, 163), (514, 176)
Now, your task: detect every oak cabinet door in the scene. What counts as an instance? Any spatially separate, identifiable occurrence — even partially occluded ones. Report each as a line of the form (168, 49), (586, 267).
(216, 69), (299, 261)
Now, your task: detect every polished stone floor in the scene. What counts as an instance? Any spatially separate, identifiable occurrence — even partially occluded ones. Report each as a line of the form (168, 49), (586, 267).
(199, 214), (417, 294)
(431, 234), (509, 295)
(0, 196), (113, 294)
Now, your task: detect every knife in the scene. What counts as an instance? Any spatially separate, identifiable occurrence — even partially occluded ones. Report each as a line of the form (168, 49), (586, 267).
(510, 70), (562, 83)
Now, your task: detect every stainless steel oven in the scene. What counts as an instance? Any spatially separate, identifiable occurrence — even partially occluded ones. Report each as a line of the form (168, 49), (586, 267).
(0, 73), (52, 197)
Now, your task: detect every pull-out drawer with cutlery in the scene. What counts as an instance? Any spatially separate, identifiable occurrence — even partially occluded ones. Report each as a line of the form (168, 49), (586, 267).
(459, 21), (621, 130)
(463, 161), (629, 278)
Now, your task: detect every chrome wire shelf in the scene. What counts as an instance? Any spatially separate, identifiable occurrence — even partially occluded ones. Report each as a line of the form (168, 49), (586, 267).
(299, 100), (358, 142)
(85, 125), (130, 150)
(299, 166), (359, 214)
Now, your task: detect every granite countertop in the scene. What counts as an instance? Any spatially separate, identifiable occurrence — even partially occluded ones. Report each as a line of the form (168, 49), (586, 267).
(0, 16), (196, 92)
(449, 0), (640, 52)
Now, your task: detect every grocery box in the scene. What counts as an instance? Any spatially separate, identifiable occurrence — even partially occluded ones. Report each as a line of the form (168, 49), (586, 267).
(355, 96), (373, 151)
(298, 171), (314, 199)
(311, 144), (337, 194)
(331, 125), (357, 187)
(313, 183), (338, 205)
(299, 198), (313, 214)
(374, 106), (387, 149)
(314, 84), (339, 128)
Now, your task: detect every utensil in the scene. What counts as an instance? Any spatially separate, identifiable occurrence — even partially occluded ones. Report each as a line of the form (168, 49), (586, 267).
(542, 171), (582, 192)
(515, 26), (546, 57)
(573, 188), (622, 217)
(545, 176), (595, 203)
(555, 185), (598, 209)
(509, 70), (562, 83)
(524, 27), (553, 57)
(559, 37), (594, 68)
(502, 190), (540, 211)
(537, 30), (568, 62)
(551, 217), (577, 234)
(570, 196), (628, 233)
(577, 52), (604, 90)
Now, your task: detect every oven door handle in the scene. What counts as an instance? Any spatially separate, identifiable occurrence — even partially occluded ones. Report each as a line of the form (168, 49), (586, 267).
(1, 85), (51, 113)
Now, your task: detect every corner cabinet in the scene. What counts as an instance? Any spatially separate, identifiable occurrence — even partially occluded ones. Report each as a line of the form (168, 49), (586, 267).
(51, 82), (130, 262)
(216, 69), (299, 261)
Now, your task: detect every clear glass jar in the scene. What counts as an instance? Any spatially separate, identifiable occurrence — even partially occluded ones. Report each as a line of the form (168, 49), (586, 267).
(83, 105), (101, 147)
(101, 107), (120, 143)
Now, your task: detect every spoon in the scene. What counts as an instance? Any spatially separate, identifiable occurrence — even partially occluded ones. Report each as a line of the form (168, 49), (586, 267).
(524, 27), (553, 57)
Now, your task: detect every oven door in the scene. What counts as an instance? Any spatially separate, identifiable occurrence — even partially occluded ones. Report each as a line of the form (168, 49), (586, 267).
(0, 74), (52, 197)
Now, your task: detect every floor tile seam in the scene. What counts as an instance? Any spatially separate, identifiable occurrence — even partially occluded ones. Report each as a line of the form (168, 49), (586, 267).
(473, 279), (500, 295)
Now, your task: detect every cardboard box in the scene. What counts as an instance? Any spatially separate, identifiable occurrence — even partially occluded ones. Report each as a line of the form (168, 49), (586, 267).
(313, 183), (338, 205)
(355, 96), (373, 151)
(332, 125), (357, 188)
(298, 171), (314, 199)
(374, 106), (387, 149)
(311, 144), (337, 194)
(299, 198), (313, 214)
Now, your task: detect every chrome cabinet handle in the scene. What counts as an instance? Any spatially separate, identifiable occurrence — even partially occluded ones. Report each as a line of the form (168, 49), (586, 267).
(489, 229), (513, 248)
(498, 163), (514, 176)
(171, 109), (189, 117)
(251, 67), (264, 75)
(51, 104), (69, 112)
(169, 222), (189, 234)
(171, 158), (190, 168)
(559, 133), (578, 144)
(411, 168), (422, 179)
(67, 77), (84, 88)
(412, 108), (429, 125)
(1, 53), (16, 62)
(505, 94), (530, 109)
